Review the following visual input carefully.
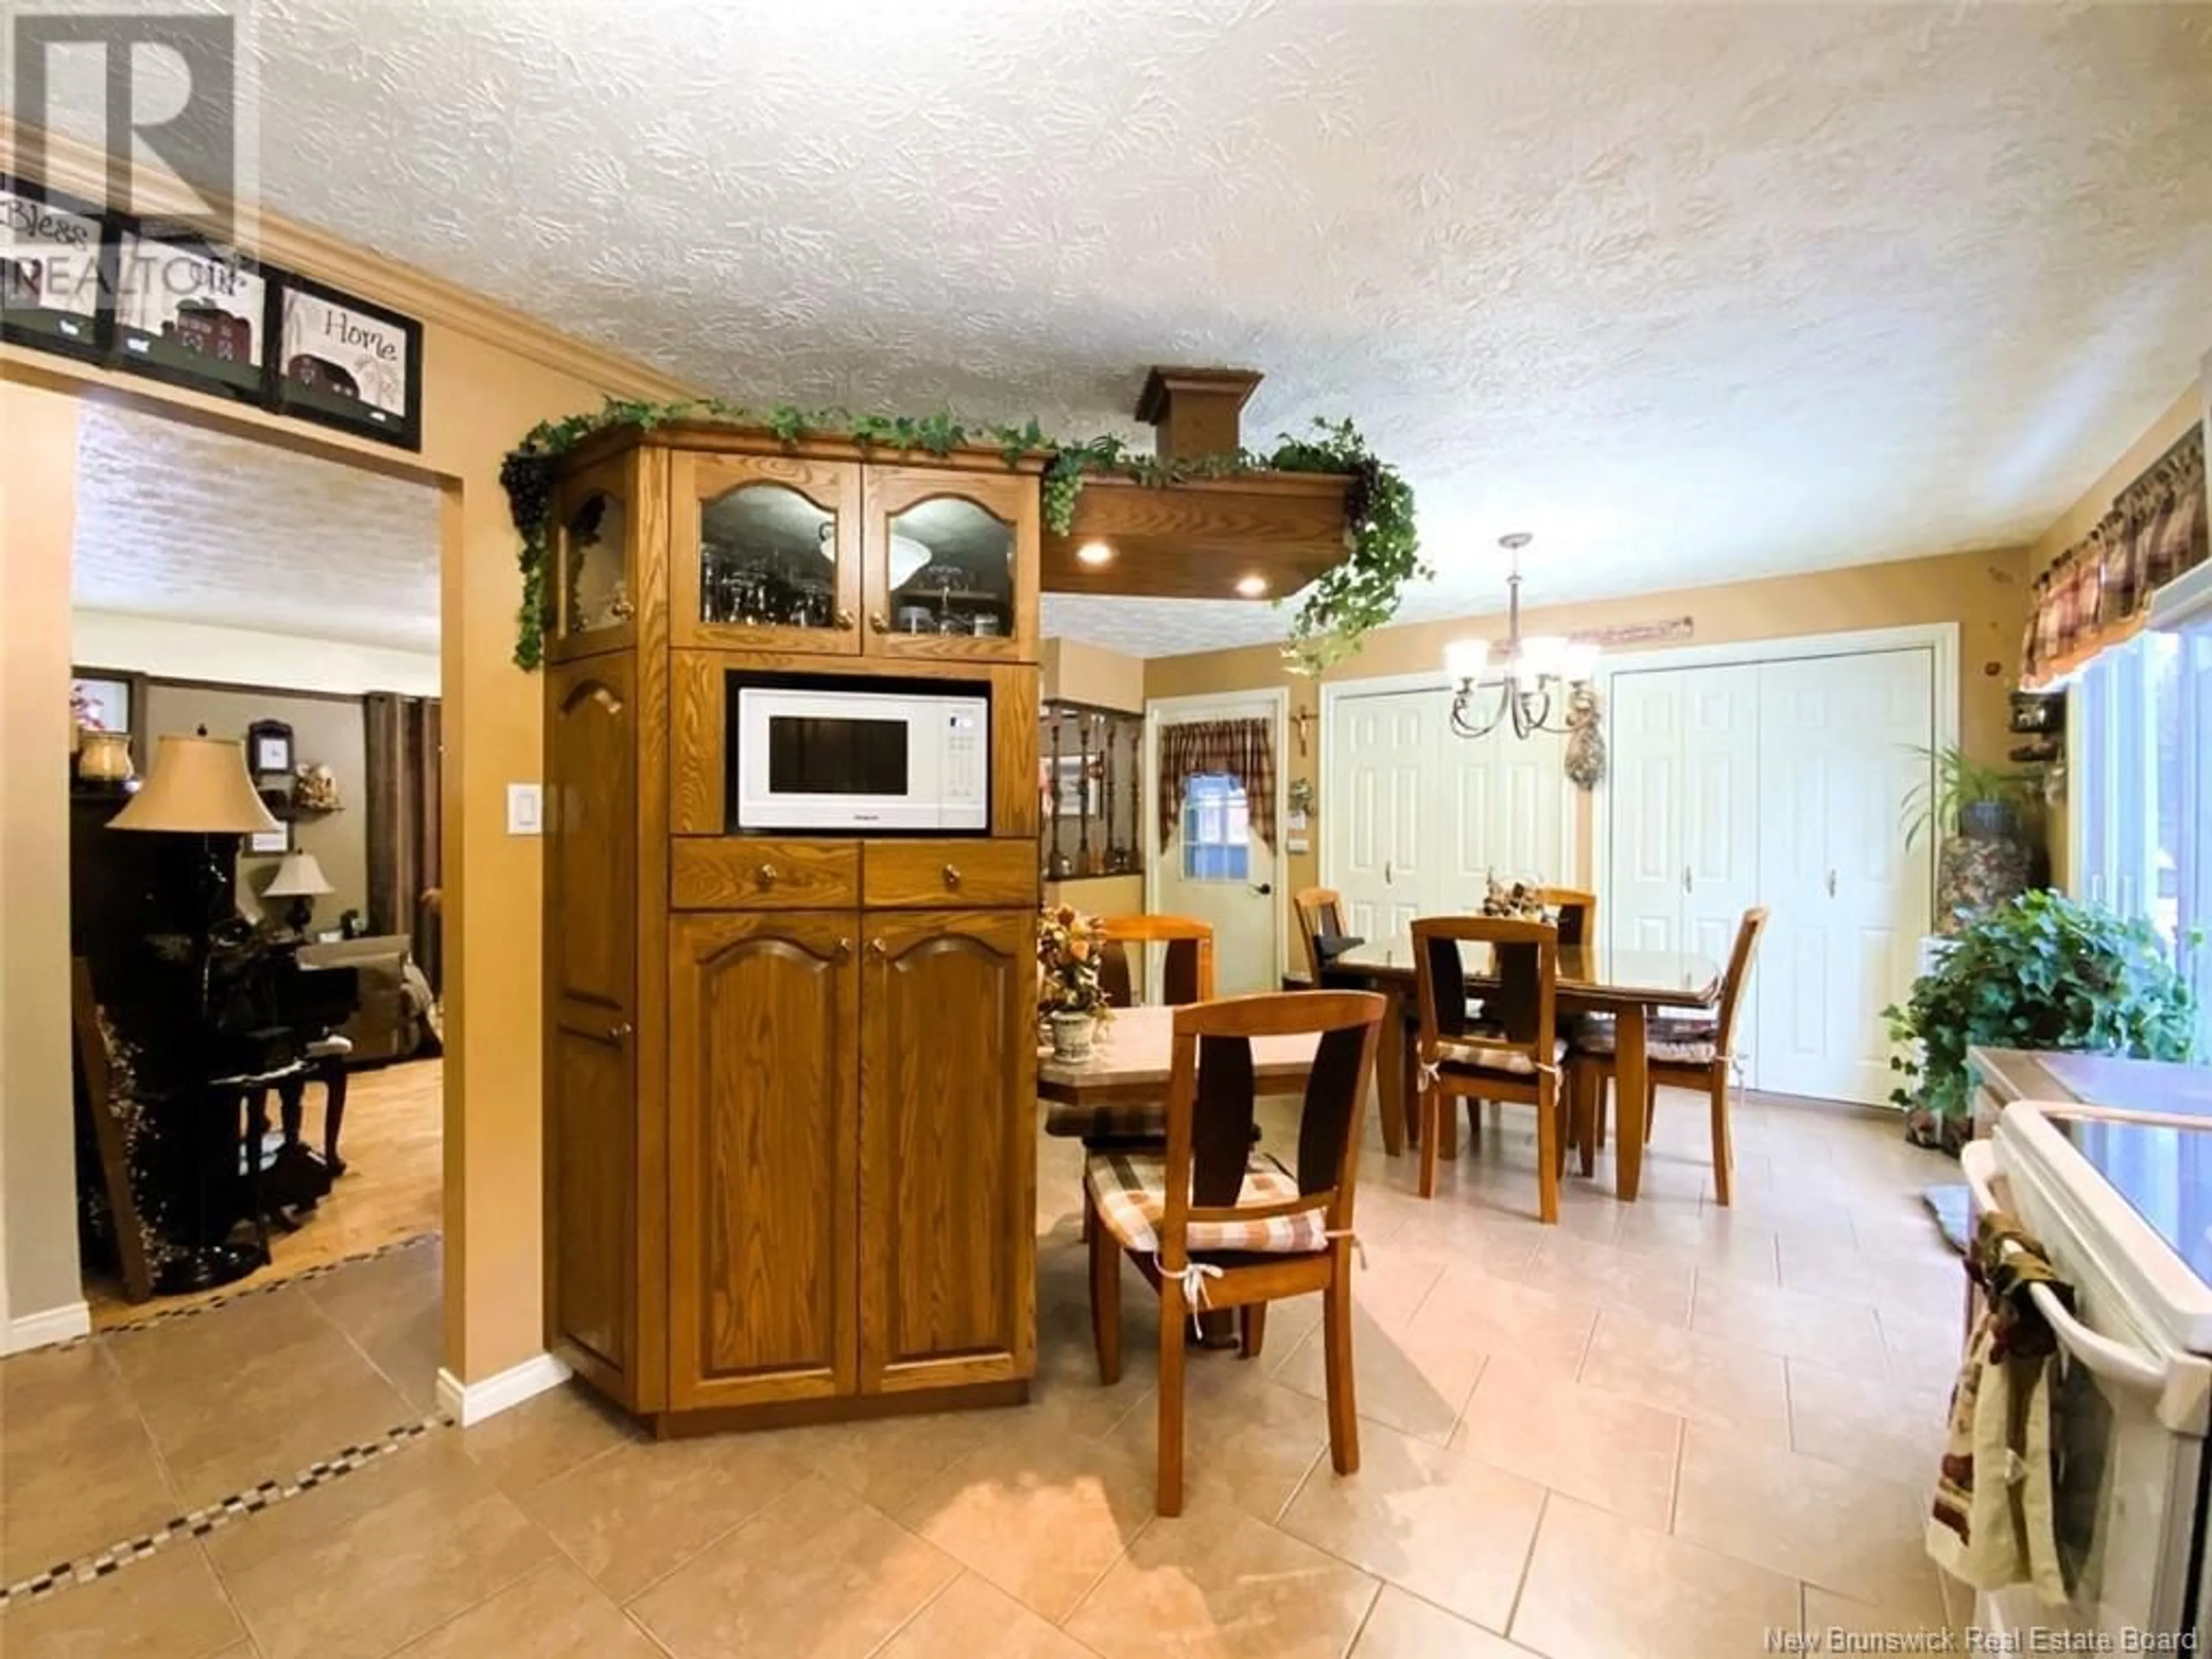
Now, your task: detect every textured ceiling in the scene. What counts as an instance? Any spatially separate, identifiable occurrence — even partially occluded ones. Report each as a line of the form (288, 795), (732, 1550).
(72, 403), (442, 652)
(32, 1), (2212, 659)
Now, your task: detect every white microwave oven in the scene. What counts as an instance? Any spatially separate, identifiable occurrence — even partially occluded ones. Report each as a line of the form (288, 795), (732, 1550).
(730, 684), (989, 833)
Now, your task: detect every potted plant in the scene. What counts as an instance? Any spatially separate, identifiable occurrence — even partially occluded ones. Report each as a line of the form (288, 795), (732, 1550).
(1902, 744), (2041, 932)
(1037, 904), (1112, 1060)
(1884, 889), (2196, 1152)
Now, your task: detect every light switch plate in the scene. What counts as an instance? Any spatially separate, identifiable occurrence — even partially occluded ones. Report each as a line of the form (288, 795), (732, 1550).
(507, 783), (543, 835)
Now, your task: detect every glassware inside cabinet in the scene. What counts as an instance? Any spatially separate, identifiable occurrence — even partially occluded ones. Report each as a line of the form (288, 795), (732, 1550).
(885, 497), (1013, 639)
(699, 483), (839, 630)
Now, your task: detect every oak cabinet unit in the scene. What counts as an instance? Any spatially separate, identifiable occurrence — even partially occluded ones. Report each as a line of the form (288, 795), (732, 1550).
(542, 422), (1041, 1433)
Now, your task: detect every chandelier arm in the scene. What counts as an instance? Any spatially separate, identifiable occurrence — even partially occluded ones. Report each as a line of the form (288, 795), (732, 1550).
(1450, 680), (1510, 740)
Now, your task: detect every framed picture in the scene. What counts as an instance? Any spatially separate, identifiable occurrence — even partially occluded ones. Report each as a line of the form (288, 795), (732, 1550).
(247, 718), (294, 777)
(271, 271), (422, 450)
(69, 665), (148, 775)
(247, 823), (291, 856)
(1, 176), (110, 362)
(108, 217), (273, 403)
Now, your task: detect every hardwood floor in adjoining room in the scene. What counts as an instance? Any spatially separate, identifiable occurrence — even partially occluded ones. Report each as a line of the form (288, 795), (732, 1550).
(9, 1081), (1972, 1657)
(86, 1057), (444, 1330)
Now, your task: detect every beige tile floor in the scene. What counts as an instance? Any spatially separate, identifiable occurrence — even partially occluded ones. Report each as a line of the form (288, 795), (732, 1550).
(0, 1085), (1971, 1658)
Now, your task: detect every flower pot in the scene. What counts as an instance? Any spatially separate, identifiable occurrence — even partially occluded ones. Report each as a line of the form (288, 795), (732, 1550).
(1048, 1010), (1097, 1062)
(1935, 835), (2033, 934)
(1959, 799), (2019, 842)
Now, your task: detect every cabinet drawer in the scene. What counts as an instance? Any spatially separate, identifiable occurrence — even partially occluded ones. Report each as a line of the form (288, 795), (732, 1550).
(864, 840), (1038, 908)
(672, 840), (859, 910)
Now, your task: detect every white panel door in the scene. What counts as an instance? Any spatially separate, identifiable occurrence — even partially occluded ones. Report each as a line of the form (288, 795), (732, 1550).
(1442, 722), (1575, 913)
(1331, 690), (1432, 944)
(1608, 671), (1690, 954)
(1679, 665), (1766, 1057)
(1755, 650), (1934, 1103)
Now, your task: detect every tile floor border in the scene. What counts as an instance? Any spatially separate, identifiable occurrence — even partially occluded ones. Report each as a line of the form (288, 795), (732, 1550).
(0, 1412), (448, 1612)
(60, 1230), (444, 1347)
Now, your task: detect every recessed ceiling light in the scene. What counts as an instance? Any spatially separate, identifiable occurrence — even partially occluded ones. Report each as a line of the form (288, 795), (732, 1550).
(1076, 540), (1114, 567)
(1234, 574), (1268, 598)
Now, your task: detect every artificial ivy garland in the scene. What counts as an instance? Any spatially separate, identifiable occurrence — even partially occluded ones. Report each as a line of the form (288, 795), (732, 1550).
(499, 399), (1425, 673)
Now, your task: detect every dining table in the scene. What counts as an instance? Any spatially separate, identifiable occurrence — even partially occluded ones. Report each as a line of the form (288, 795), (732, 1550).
(1321, 937), (1721, 1202)
(1036, 1003), (1323, 1107)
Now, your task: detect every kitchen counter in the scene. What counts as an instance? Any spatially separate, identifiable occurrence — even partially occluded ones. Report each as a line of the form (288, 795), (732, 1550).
(1971, 1046), (2212, 1133)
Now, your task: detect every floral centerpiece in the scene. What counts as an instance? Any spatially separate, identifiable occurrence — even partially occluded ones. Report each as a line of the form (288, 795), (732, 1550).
(1037, 904), (1112, 1060)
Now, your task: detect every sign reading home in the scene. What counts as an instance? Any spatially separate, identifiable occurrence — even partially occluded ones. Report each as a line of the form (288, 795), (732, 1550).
(0, 179), (107, 358)
(274, 275), (422, 449)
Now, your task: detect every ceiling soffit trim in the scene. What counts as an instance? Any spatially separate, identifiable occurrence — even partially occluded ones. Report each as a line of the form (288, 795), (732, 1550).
(0, 117), (699, 406)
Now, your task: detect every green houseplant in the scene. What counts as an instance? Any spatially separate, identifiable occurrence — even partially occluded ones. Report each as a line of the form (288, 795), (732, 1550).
(1884, 889), (2196, 1150)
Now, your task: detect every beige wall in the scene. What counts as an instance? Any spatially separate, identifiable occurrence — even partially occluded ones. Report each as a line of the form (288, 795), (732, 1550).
(1041, 637), (1145, 713)
(143, 684), (371, 929)
(76, 611), (441, 699)
(0, 379), (82, 1328)
(1146, 543), (2032, 925)
(1, 123), (694, 1366)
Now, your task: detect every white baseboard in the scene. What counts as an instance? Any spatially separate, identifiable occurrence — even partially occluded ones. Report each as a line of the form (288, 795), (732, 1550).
(5, 1300), (92, 1355)
(434, 1351), (571, 1427)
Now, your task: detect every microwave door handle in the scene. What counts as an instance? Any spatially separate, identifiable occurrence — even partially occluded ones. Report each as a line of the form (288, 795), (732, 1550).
(1959, 1145), (2169, 1396)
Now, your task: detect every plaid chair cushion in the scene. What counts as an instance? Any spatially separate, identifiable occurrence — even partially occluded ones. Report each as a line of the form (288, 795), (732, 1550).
(1432, 1036), (1569, 1077)
(1085, 1149), (1331, 1255)
(1044, 1097), (1167, 1141)
(1575, 1023), (1718, 1065)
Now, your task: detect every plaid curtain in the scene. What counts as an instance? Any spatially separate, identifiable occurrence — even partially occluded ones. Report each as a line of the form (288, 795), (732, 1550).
(2024, 425), (2205, 687)
(1156, 717), (1277, 853)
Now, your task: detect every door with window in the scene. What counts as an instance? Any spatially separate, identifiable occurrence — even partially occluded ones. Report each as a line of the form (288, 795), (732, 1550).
(1149, 700), (1282, 994)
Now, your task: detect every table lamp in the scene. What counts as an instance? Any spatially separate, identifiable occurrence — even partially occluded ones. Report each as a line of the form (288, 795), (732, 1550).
(111, 729), (282, 927)
(263, 850), (335, 935)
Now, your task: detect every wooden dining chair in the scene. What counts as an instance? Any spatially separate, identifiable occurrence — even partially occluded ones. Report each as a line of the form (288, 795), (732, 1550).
(1569, 907), (1768, 1205)
(1410, 916), (1571, 1218)
(1097, 913), (1216, 1007)
(1044, 915), (1217, 1150)
(1085, 990), (1385, 1516)
(1536, 886), (1597, 946)
(1290, 887), (1345, 983)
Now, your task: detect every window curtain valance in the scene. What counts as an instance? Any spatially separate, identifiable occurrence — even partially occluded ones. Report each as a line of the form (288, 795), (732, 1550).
(2023, 424), (2206, 687)
(1156, 717), (1277, 853)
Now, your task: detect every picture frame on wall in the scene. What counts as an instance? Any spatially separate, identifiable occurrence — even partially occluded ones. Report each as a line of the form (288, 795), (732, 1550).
(247, 823), (292, 856)
(1, 175), (111, 362)
(246, 718), (295, 777)
(271, 271), (423, 450)
(108, 217), (274, 403)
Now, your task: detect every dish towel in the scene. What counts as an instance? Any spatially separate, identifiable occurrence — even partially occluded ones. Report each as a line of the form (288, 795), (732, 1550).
(1926, 1210), (2069, 1604)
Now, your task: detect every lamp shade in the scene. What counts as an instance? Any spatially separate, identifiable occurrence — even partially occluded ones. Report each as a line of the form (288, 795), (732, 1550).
(1444, 638), (1490, 684)
(263, 850), (334, 898)
(109, 734), (282, 835)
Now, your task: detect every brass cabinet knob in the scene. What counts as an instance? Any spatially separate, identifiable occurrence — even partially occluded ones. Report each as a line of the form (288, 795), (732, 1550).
(758, 863), (780, 885)
(942, 863), (962, 889)
(833, 937), (853, 960)
(605, 1020), (634, 1044)
(868, 612), (891, 634)
(836, 608), (855, 630)
(869, 937), (888, 956)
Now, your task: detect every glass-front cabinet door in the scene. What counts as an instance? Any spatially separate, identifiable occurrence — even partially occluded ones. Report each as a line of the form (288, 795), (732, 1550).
(861, 466), (1039, 663)
(550, 454), (638, 660)
(675, 452), (862, 655)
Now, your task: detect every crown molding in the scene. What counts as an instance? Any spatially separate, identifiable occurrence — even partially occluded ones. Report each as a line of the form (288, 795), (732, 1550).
(1, 118), (700, 406)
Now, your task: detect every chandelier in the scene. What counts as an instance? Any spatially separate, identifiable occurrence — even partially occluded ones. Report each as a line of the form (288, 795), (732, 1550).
(1445, 533), (1600, 740)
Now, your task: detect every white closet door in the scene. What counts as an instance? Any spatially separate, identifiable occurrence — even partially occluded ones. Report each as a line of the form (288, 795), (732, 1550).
(1441, 722), (1575, 914)
(1680, 665), (1765, 1044)
(1608, 671), (1690, 952)
(1755, 650), (1934, 1103)
(1332, 690), (1434, 944)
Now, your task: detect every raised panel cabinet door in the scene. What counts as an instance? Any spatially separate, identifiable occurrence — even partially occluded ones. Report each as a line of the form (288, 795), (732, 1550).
(859, 909), (1037, 1392)
(861, 465), (1040, 663)
(544, 658), (639, 1397)
(668, 912), (861, 1408)
(673, 450), (863, 656)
